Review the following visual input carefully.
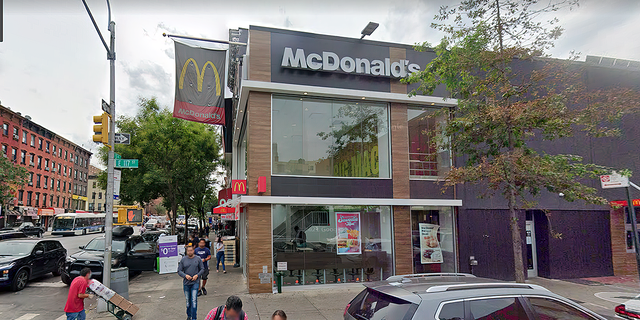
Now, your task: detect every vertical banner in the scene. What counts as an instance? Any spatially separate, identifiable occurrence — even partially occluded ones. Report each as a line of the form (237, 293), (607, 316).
(336, 212), (361, 255)
(173, 41), (226, 125)
(419, 223), (443, 264)
(158, 235), (180, 274)
(113, 169), (121, 200)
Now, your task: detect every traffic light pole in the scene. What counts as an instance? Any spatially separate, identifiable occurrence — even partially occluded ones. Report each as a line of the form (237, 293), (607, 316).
(104, 19), (115, 291)
(81, 0), (115, 306)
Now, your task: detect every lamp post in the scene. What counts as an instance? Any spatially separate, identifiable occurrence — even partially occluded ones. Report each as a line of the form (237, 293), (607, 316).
(360, 22), (379, 39)
(81, 0), (116, 303)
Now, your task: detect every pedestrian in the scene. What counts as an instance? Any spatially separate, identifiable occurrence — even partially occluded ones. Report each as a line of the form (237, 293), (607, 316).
(194, 239), (211, 296)
(64, 267), (93, 320)
(215, 236), (226, 273)
(178, 245), (205, 320)
(272, 310), (287, 320)
(204, 295), (248, 320)
(205, 224), (210, 237)
(187, 233), (199, 248)
(202, 234), (212, 250)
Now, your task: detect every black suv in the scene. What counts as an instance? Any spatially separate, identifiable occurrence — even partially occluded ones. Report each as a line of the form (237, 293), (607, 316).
(0, 239), (67, 291)
(344, 273), (606, 320)
(16, 222), (45, 237)
(62, 234), (158, 284)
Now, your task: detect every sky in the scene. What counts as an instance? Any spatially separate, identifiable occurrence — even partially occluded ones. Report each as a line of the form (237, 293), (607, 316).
(1, 0), (639, 167)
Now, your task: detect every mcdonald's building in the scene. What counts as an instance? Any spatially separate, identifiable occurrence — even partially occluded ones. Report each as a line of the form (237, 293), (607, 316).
(227, 26), (640, 294)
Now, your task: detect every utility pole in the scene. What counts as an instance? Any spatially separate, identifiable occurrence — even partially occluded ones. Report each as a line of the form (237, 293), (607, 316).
(81, 0), (115, 294)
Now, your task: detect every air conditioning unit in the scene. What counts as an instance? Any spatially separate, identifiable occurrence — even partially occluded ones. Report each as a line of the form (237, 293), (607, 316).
(18, 201), (23, 205)
(13, 134), (19, 140)
(28, 182), (33, 186)
(52, 168), (57, 172)
(45, 167), (50, 171)
(29, 161), (34, 167)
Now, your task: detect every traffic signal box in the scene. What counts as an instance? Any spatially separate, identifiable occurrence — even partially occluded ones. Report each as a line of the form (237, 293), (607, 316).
(92, 112), (109, 144)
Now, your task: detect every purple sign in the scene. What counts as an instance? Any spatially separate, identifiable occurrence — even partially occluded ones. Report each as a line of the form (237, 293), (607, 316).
(159, 242), (178, 258)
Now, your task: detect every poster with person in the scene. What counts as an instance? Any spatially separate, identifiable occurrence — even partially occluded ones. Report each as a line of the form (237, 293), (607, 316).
(419, 223), (443, 264)
(336, 212), (361, 255)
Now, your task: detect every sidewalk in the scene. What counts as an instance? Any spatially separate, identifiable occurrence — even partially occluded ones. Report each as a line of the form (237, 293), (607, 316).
(87, 267), (363, 320)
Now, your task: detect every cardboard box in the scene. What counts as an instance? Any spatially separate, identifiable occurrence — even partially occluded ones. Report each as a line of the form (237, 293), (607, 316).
(108, 293), (124, 306)
(88, 280), (115, 300)
(118, 299), (133, 311)
(125, 304), (140, 316)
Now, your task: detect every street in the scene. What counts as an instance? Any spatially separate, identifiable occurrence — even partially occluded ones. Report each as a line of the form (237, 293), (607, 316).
(0, 233), (103, 320)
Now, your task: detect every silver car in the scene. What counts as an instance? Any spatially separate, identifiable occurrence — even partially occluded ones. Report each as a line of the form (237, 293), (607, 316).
(344, 273), (606, 320)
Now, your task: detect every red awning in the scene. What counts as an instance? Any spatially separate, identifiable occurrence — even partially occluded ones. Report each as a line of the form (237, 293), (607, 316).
(39, 208), (55, 216)
(611, 200), (640, 207)
(213, 206), (235, 214)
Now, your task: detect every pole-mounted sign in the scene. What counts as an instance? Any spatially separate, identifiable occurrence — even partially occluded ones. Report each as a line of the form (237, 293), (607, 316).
(114, 133), (130, 145)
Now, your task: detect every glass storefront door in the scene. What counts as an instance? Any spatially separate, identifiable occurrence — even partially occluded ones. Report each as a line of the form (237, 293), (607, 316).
(273, 204), (393, 286)
(411, 206), (456, 274)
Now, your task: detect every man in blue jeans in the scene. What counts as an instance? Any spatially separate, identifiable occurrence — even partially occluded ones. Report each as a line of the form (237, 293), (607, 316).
(178, 245), (205, 320)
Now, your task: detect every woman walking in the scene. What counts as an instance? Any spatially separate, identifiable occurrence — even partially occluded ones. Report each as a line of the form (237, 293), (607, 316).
(215, 236), (226, 273)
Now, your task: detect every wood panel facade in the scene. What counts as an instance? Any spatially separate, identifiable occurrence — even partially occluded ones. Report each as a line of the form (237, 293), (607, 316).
(248, 30), (271, 82)
(390, 103), (409, 199)
(393, 206), (412, 275)
(611, 208), (638, 276)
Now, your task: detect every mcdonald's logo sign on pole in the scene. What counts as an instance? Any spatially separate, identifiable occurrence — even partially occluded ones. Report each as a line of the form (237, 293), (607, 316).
(172, 41), (226, 125)
(232, 180), (247, 195)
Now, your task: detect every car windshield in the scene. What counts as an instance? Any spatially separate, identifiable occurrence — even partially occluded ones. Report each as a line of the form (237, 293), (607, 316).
(0, 242), (36, 256)
(18, 223), (34, 229)
(83, 238), (126, 253)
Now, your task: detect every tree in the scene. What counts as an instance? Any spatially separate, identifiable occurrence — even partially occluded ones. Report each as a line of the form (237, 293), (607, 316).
(99, 97), (222, 235)
(0, 156), (28, 217)
(405, 0), (640, 282)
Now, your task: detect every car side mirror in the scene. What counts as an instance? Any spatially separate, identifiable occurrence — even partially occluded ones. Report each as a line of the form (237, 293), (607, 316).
(79, 246), (84, 249)
(35, 250), (44, 255)
(129, 250), (136, 254)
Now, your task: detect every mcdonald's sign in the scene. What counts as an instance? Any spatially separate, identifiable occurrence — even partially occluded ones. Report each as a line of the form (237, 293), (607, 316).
(232, 180), (247, 195)
(172, 41), (226, 125)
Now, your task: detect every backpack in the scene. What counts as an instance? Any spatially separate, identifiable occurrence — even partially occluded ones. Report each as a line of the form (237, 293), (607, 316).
(213, 306), (245, 320)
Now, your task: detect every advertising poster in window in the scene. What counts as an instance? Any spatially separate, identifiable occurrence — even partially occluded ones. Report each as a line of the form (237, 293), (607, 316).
(336, 212), (361, 255)
(420, 223), (443, 264)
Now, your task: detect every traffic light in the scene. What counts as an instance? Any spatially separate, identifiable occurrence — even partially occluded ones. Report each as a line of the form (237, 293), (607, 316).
(92, 112), (109, 144)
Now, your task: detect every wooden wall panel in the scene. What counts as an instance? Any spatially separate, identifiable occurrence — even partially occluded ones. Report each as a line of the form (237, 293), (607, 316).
(245, 91), (273, 293)
(390, 103), (409, 199)
(393, 206), (412, 275)
(611, 208), (638, 276)
(248, 30), (271, 82)
(389, 47), (407, 94)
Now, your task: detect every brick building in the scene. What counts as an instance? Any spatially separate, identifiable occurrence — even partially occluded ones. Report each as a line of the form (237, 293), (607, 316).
(0, 104), (92, 229)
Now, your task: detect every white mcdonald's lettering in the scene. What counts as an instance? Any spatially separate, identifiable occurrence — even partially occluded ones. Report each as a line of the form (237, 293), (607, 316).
(281, 47), (421, 78)
(179, 58), (221, 96)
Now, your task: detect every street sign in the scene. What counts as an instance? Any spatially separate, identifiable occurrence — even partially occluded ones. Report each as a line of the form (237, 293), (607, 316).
(115, 159), (138, 168)
(600, 172), (629, 189)
(113, 169), (121, 199)
(114, 153), (121, 160)
(114, 133), (130, 145)
(102, 99), (111, 115)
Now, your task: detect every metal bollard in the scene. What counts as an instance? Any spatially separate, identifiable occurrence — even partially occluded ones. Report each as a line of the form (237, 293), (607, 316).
(275, 272), (283, 293)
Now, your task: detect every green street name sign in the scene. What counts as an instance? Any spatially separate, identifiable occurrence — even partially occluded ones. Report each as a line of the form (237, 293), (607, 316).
(115, 159), (138, 168)
(114, 153), (122, 160)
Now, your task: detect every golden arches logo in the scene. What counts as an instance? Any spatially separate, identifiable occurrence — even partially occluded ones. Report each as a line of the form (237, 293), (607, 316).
(178, 58), (221, 96)
(232, 180), (247, 194)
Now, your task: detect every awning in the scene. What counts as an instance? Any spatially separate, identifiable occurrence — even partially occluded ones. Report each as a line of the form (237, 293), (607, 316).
(21, 207), (38, 217)
(4, 209), (20, 216)
(213, 206), (235, 214)
(237, 196), (462, 207)
(54, 208), (65, 215)
(39, 208), (55, 216)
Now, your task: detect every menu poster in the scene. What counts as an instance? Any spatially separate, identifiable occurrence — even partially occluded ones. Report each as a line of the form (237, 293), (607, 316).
(419, 223), (443, 264)
(336, 212), (361, 255)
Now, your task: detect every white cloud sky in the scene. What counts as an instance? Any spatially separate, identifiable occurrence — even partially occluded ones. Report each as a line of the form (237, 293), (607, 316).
(1, 0), (639, 166)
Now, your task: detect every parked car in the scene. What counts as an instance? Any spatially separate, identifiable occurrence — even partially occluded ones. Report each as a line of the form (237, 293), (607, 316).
(141, 230), (183, 244)
(0, 230), (27, 241)
(16, 222), (45, 237)
(344, 273), (607, 320)
(616, 300), (640, 319)
(61, 230), (158, 285)
(0, 239), (67, 291)
(145, 219), (158, 231)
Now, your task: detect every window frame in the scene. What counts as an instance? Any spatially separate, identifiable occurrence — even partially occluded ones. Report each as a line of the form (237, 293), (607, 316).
(522, 295), (602, 320)
(407, 106), (452, 180)
(271, 94), (392, 179)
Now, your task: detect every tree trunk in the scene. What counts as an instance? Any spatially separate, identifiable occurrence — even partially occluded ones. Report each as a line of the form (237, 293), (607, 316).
(508, 184), (526, 283)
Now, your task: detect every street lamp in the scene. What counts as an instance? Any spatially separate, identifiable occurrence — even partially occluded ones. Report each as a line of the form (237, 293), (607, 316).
(360, 22), (379, 39)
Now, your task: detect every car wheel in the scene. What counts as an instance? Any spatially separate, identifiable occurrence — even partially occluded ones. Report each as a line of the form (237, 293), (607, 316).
(52, 259), (64, 276)
(61, 271), (72, 285)
(11, 269), (29, 291)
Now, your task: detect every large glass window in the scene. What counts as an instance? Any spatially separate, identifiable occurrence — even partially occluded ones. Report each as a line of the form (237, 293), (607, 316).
(273, 204), (393, 286)
(272, 95), (390, 178)
(411, 206), (456, 274)
(408, 107), (450, 178)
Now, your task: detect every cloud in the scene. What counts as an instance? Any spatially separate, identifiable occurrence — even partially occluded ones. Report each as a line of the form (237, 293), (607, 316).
(122, 60), (171, 92)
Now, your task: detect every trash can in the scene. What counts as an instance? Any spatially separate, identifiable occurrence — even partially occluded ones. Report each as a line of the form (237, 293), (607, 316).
(111, 267), (129, 300)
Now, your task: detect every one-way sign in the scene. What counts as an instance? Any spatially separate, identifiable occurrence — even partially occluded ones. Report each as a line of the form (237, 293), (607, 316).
(102, 99), (111, 115)
(114, 133), (130, 145)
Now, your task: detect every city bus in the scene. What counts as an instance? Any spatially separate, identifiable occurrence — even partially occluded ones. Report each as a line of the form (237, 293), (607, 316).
(51, 213), (108, 236)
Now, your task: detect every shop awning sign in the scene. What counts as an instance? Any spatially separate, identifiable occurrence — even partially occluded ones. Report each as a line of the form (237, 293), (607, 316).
(600, 173), (629, 189)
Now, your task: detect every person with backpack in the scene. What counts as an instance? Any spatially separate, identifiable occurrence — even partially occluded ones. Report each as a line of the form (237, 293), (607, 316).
(204, 295), (248, 320)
